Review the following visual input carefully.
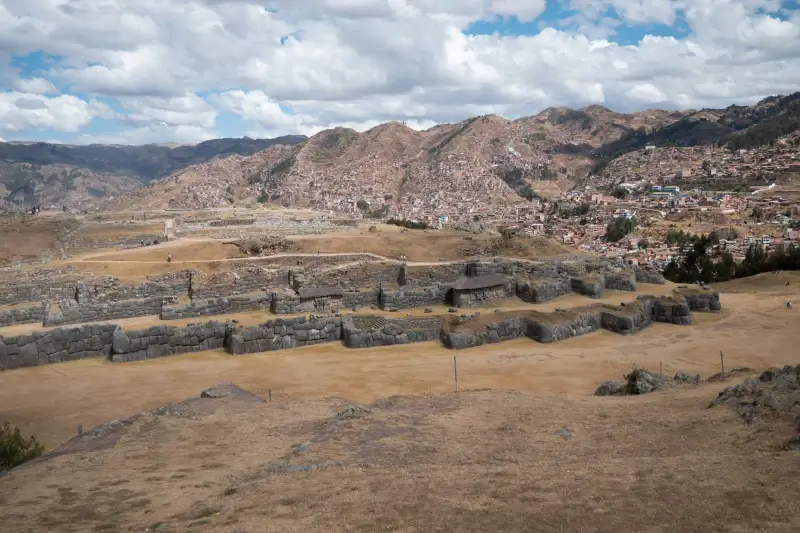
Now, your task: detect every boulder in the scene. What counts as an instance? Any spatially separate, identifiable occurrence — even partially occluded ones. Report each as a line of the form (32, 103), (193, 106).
(111, 328), (131, 354)
(594, 380), (626, 396)
(625, 368), (664, 395)
(673, 371), (701, 385)
(200, 383), (265, 402)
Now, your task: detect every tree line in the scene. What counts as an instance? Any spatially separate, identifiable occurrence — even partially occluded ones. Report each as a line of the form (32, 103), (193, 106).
(663, 230), (800, 284)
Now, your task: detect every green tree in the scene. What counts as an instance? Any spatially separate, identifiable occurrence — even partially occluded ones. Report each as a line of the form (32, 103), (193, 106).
(1, 421), (44, 471)
(604, 216), (637, 242)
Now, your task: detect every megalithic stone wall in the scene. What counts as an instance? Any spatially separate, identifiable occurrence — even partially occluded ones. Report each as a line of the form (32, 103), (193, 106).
(43, 296), (168, 326)
(516, 278), (572, 303)
(0, 304), (47, 327)
(604, 270), (637, 291)
(673, 287), (721, 312)
(342, 316), (441, 348)
(378, 284), (449, 310)
(160, 293), (272, 320)
(0, 324), (116, 370)
(634, 266), (666, 284)
(569, 275), (605, 299)
(226, 315), (343, 355)
(110, 321), (229, 363)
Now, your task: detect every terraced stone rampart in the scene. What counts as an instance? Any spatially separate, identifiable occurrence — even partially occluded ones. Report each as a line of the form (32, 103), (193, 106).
(227, 315), (342, 355)
(161, 293), (271, 320)
(44, 296), (168, 326)
(110, 321), (229, 363)
(342, 315), (441, 348)
(0, 304), (46, 327)
(378, 284), (449, 310)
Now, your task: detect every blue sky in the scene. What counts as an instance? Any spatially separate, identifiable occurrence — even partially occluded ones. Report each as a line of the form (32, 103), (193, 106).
(1, 0), (799, 145)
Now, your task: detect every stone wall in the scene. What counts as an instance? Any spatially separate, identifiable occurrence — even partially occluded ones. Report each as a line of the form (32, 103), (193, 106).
(453, 283), (515, 307)
(527, 308), (603, 343)
(604, 271), (637, 291)
(342, 316), (441, 348)
(379, 284), (448, 310)
(67, 234), (163, 250)
(440, 316), (527, 350)
(0, 282), (78, 306)
(161, 293), (271, 320)
(343, 289), (380, 309)
(674, 287), (721, 312)
(227, 315), (342, 355)
(110, 321), (229, 363)
(516, 278), (572, 303)
(0, 324), (116, 370)
(644, 295), (693, 325)
(599, 301), (653, 335)
(570, 275), (605, 299)
(43, 296), (167, 326)
(634, 265), (666, 284)
(270, 293), (344, 314)
(191, 268), (283, 298)
(0, 304), (46, 327)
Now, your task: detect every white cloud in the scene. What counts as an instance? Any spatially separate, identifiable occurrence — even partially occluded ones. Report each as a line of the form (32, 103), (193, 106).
(0, 91), (111, 132)
(0, 0), (798, 143)
(9, 77), (57, 95)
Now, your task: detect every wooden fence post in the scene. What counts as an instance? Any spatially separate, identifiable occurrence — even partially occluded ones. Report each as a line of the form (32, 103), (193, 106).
(720, 351), (725, 374)
(454, 355), (459, 393)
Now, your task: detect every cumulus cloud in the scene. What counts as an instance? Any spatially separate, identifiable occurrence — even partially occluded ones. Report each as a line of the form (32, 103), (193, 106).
(0, 91), (112, 132)
(0, 0), (798, 143)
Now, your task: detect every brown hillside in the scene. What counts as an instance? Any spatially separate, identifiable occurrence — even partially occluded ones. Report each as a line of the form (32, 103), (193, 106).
(113, 107), (690, 214)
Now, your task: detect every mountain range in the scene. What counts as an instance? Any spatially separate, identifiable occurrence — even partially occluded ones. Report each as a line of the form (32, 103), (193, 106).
(2, 92), (799, 213)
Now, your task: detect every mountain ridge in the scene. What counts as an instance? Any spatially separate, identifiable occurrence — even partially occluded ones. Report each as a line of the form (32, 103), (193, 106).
(4, 92), (799, 212)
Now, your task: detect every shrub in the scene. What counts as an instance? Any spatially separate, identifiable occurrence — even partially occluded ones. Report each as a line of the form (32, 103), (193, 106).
(0, 421), (45, 471)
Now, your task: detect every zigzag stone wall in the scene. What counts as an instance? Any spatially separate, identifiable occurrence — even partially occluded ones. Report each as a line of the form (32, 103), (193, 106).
(674, 287), (721, 312)
(227, 315), (342, 355)
(271, 293), (344, 315)
(0, 305), (46, 327)
(110, 321), (228, 363)
(161, 293), (271, 320)
(342, 316), (441, 348)
(634, 266), (666, 284)
(516, 278), (572, 303)
(44, 296), (168, 326)
(604, 271), (637, 291)
(440, 316), (527, 349)
(379, 284), (449, 310)
(0, 324), (116, 370)
(569, 275), (605, 299)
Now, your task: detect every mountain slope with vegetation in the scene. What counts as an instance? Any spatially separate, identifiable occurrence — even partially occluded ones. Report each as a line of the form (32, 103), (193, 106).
(0, 135), (307, 210)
